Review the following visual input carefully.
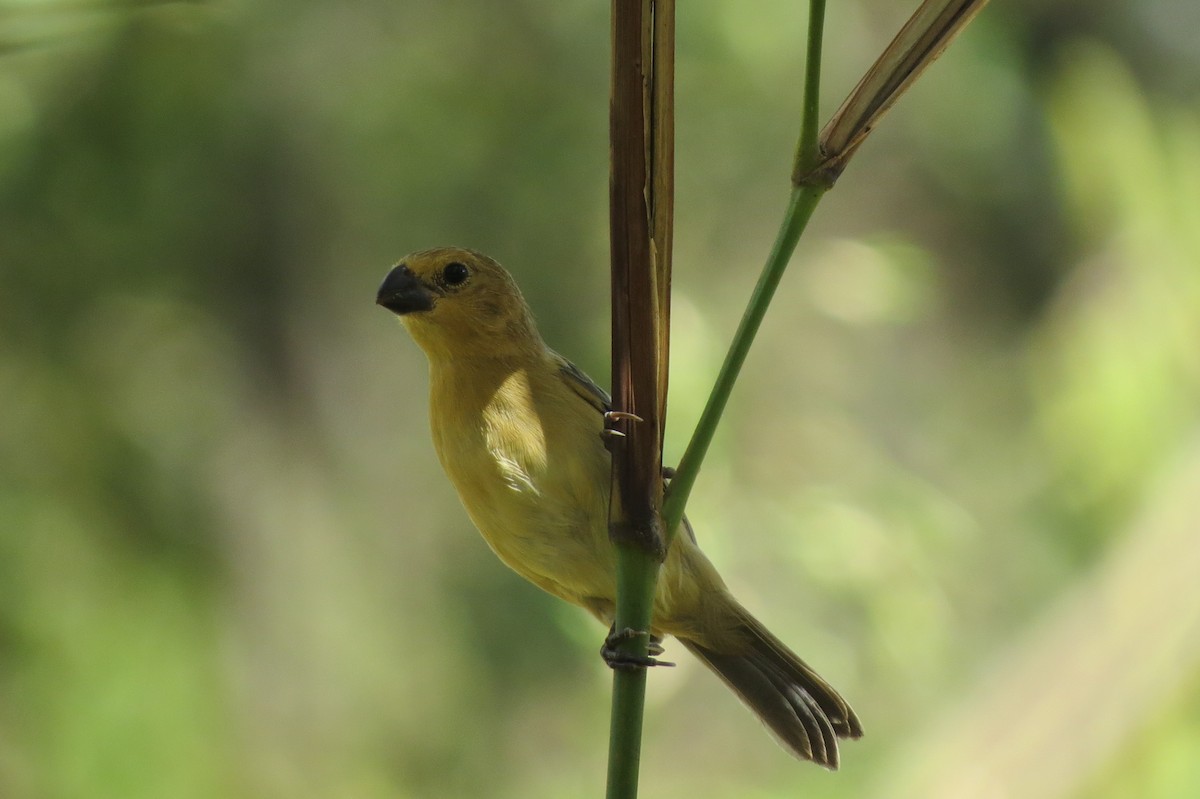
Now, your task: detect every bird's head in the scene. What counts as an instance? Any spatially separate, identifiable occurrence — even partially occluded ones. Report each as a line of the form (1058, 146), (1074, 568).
(377, 247), (542, 360)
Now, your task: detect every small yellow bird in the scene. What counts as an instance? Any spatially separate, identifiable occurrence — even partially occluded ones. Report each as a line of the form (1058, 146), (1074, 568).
(377, 247), (862, 768)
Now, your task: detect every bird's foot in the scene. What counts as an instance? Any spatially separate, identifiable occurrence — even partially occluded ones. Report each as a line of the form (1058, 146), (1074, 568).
(601, 626), (675, 671)
(600, 410), (643, 449)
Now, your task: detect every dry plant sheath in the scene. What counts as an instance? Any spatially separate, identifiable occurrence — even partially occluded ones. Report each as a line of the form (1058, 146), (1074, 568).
(608, 1), (670, 555)
(800, 0), (991, 186)
(650, 0), (675, 431)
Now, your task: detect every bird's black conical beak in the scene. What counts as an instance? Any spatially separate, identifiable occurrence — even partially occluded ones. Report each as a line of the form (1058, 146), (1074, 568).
(377, 264), (437, 315)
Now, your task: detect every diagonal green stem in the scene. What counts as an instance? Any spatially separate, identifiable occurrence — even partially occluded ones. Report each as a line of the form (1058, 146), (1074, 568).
(662, 183), (825, 536)
(795, 0), (828, 176)
(608, 4), (829, 793)
(663, 0), (828, 538)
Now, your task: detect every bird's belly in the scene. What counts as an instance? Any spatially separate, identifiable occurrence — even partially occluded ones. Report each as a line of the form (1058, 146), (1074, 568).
(451, 461), (617, 607)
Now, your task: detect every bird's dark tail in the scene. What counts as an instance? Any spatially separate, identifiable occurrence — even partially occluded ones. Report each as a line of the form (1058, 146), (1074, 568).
(679, 605), (862, 769)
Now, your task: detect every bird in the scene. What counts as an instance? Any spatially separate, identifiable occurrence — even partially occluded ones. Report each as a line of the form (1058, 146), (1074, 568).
(376, 246), (862, 768)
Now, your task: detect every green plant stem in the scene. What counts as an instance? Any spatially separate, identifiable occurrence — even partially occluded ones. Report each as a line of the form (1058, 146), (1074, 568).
(605, 0), (672, 795)
(663, 183), (825, 536)
(605, 547), (660, 799)
(795, 0), (827, 175)
(608, 5), (826, 794)
(663, 0), (828, 539)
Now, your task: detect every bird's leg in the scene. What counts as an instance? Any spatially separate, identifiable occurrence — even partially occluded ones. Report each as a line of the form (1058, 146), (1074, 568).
(600, 410), (643, 450)
(601, 625), (675, 670)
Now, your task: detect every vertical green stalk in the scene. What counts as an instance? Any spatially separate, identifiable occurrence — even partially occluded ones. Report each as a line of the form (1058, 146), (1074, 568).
(604, 548), (660, 799)
(663, 0), (828, 537)
(605, 2), (673, 797)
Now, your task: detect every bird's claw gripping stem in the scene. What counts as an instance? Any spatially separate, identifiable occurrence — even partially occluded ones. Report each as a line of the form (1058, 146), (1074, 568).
(601, 626), (675, 671)
(601, 410), (644, 451)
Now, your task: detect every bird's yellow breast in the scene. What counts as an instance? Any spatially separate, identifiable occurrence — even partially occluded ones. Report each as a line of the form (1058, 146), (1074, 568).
(428, 354), (617, 608)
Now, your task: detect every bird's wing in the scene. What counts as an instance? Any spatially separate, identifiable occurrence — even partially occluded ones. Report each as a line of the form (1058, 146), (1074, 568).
(553, 351), (697, 546)
(555, 353), (613, 414)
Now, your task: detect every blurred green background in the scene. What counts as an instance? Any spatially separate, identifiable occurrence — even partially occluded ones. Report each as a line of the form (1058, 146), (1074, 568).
(2, 1), (1199, 797)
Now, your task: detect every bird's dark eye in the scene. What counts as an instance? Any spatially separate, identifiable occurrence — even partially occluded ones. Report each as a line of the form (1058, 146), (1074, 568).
(441, 261), (470, 287)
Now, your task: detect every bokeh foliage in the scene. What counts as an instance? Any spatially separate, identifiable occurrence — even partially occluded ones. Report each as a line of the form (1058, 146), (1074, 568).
(2, 2), (1198, 798)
